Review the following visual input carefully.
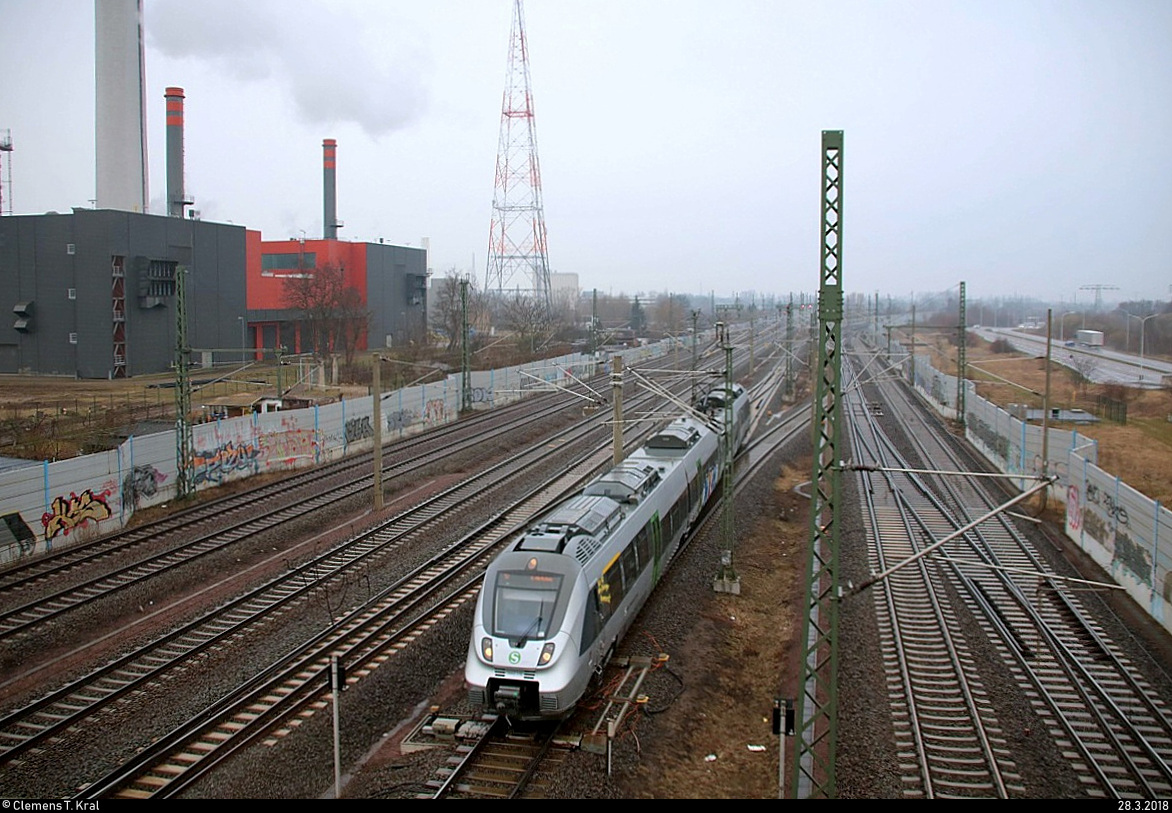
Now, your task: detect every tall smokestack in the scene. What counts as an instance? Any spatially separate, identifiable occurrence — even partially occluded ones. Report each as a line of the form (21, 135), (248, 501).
(95, 0), (149, 212)
(165, 87), (187, 218)
(323, 138), (338, 239)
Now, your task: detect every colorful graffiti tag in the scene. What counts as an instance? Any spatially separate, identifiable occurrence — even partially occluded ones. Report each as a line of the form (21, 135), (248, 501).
(260, 429), (317, 465)
(1066, 485), (1081, 532)
(42, 488), (113, 541)
(424, 399), (446, 426)
(192, 440), (261, 486)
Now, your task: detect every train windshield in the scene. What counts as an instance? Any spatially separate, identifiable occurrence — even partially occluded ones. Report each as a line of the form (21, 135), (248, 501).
(493, 571), (564, 643)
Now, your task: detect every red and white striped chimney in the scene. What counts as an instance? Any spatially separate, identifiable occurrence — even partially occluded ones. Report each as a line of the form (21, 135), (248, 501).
(323, 138), (339, 239)
(165, 87), (186, 217)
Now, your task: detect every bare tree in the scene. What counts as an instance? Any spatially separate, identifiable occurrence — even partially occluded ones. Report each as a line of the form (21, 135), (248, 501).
(650, 293), (691, 336)
(283, 262), (368, 363)
(501, 294), (553, 353)
(432, 270), (491, 353)
(1067, 353), (1099, 394)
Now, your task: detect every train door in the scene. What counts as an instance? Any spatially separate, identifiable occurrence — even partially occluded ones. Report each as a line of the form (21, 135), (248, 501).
(649, 513), (664, 583)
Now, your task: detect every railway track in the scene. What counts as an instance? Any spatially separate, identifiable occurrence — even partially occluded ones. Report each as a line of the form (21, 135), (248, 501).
(0, 344), (764, 798)
(848, 341), (1172, 798)
(0, 383), (666, 769)
(413, 377), (813, 801)
(0, 389), (595, 642)
(74, 368), (775, 799)
(427, 717), (567, 799)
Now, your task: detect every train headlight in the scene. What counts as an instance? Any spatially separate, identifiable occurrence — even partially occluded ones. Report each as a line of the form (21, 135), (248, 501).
(539, 642), (556, 665)
(481, 637), (494, 662)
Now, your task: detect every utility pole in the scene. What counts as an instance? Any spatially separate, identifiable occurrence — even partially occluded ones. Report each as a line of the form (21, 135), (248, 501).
(908, 304), (916, 385)
(713, 340), (740, 595)
(690, 309), (701, 403)
(372, 353), (384, 511)
(786, 295), (794, 399)
(173, 265), (193, 499)
(957, 281), (967, 429)
(591, 288), (598, 359)
(1042, 309), (1052, 477)
(793, 130), (844, 799)
(460, 278), (472, 413)
(611, 355), (623, 465)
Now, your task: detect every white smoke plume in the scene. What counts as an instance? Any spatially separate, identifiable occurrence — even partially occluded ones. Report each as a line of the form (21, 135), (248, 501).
(147, 0), (430, 137)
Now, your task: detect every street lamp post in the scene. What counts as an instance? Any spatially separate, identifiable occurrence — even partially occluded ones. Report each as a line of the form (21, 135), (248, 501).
(1121, 309), (1140, 353)
(1139, 313), (1160, 383)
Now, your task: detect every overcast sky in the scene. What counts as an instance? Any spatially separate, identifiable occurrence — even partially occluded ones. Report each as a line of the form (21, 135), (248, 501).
(3, 0), (1170, 305)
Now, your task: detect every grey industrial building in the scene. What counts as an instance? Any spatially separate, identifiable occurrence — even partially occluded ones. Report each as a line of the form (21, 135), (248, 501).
(0, 208), (427, 379)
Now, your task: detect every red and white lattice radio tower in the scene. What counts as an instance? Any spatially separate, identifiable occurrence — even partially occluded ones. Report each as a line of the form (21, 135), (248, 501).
(485, 0), (552, 310)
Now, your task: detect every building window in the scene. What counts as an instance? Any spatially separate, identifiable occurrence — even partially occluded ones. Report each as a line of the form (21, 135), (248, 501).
(261, 252), (316, 277)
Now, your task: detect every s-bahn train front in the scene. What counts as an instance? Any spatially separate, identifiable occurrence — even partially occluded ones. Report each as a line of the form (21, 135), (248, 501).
(465, 545), (594, 720)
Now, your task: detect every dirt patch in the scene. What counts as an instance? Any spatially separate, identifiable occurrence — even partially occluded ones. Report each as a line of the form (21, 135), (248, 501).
(613, 463), (809, 798)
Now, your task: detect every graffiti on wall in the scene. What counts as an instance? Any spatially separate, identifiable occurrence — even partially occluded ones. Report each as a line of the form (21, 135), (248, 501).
(967, 415), (1011, 463)
(424, 398), (447, 426)
(1028, 454), (1069, 485)
(470, 387), (493, 404)
(1066, 485), (1081, 532)
(386, 409), (416, 432)
(42, 488), (113, 541)
(192, 440), (261, 486)
(1085, 481), (1129, 526)
(122, 464), (167, 510)
(1113, 526), (1152, 586)
(929, 376), (947, 407)
(1, 511), (37, 557)
(260, 429), (317, 465)
(345, 416), (374, 443)
(1082, 508), (1110, 553)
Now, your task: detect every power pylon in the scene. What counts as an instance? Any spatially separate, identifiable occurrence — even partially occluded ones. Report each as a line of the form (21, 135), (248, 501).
(485, 0), (552, 310)
(1080, 284), (1118, 311)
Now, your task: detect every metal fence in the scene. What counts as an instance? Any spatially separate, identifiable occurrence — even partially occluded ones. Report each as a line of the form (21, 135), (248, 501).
(895, 341), (1172, 636)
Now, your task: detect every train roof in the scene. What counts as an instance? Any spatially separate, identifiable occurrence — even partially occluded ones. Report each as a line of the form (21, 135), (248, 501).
(583, 462), (661, 503)
(641, 417), (707, 453)
(514, 493), (622, 565)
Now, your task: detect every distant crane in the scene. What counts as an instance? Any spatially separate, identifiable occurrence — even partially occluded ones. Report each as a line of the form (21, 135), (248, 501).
(0, 130), (12, 216)
(1080, 284), (1119, 311)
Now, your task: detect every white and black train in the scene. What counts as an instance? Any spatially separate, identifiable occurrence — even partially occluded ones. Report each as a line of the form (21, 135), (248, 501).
(465, 382), (749, 719)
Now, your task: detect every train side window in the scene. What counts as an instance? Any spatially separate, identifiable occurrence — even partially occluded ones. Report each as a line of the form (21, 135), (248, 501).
(600, 560), (625, 617)
(635, 526), (652, 572)
(620, 544), (638, 586)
